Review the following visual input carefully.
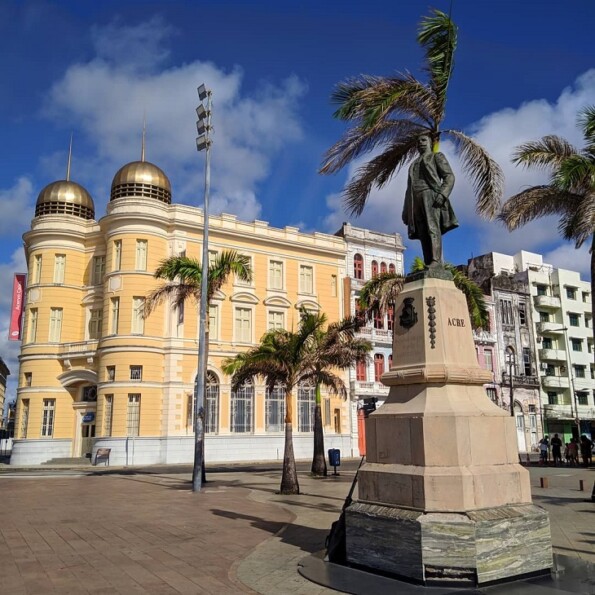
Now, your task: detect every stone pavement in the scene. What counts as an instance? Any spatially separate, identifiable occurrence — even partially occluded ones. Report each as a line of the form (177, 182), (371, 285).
(0, 462), (593, 594)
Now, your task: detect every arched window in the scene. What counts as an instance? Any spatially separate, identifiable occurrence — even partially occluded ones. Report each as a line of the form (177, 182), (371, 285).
(298, 382), (316, 432)
(373, 308), (384, 330)
(265, 385), (285, 432)
(380, 262), (387, 274)
(231, 379), (254, 433)
(388, 354), (393, 368)
(206, 372), (220, 433)
(389, 263), (396, 274)
(354, 254), (363, 279)
(387, 305), (394, 331)
(374, 354), (385, 382)
(371, 260), (378, 277)
(356, 360), (367, 381)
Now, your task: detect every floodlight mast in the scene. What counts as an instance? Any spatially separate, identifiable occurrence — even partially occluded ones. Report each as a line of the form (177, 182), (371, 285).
(193, 84), (212, 493)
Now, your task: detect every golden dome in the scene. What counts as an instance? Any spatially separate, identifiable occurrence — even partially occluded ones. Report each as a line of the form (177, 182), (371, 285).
(110, 160), (172, 204)
(35, 180), (95, 220)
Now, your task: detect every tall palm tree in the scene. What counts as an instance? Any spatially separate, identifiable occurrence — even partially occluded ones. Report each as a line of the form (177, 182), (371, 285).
(145, 251), (252, 484)
(320, 9), (503, 220)
(222, 310), (370, 493)
(309, 316), (371, 476)
(499, 105), (595, 330)
(359, 256), (489, 330)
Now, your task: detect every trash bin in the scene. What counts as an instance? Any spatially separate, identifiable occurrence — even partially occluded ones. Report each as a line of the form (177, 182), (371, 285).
(328, 448), (341, 474)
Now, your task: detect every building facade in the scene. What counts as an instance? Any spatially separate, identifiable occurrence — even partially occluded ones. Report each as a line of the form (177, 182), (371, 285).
(467, 250), (595, 448)
(335, 223), (405, 453)
(0, 357), (9, 429)
(12, 157), (353, 465)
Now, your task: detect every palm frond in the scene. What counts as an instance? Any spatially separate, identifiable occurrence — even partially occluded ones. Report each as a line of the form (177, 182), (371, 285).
(448, 265), (489, 329)
(207, 250), (252, 298)
(417, 9), (457, 116)
(578, 105), (595, 144)
(513, 135), (579, 171)
(358, 272), (405, 319)
(445, 129), (504, 219)
(499, 186), (581, 231)
(552, 154), (595, 193)
(144, 282), (199, 316)
(320, 119), (428, 175)
(343, 137), (419, 216)
(559, 191), (595, 248)
(410, 256), (425, 273)
(154, 256), (202, 283)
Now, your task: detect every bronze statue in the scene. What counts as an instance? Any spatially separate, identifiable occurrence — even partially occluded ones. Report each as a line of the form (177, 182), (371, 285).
(402, 135), (458, 267)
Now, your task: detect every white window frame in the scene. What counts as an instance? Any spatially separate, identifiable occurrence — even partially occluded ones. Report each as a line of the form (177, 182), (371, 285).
(103, 395), (113, 437)
(49, 308), (63, 342)
(33, 255), (42, 284)
(135, 240), (148, 271)
(92, 255), (106, 285)
(53, 254), (66, 284)
(208, 250), (218, 267)
(130, 365), (143, 381)
(299, 264), (314, 295)
(235, 255), (253, 287)
(28, 308), (38, 343)
(268, 259), (284, 290)
(132, 297), (145, 334)
(208, 305), (219, 341)
(20, 399), (30, 438)
(234, 307), (253, 343)
(110, 298), (120, 335)
(331, 275), (337, 298)
(267, 310), (285, 331)
(126, 394), (141, 436)
(88, 308), (103, 340)
(41, 399), (56, 437)
(113, 240), (122, 271)
(265, 386), (285, 432)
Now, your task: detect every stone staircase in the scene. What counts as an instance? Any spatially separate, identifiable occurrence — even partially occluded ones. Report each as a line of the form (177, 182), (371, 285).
(42, 457), (91, 466)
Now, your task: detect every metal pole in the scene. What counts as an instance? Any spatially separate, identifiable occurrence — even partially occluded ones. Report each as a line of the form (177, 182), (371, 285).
(193, 89), (212, 492)
(509, 356), (515, 417)
(562, 327), (581, 437)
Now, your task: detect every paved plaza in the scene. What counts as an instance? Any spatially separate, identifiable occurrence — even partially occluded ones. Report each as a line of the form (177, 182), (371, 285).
(0, 461), (593, 594)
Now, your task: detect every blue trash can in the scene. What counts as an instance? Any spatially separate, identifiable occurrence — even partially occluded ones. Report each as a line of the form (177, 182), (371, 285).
(328, 448), (341, 474)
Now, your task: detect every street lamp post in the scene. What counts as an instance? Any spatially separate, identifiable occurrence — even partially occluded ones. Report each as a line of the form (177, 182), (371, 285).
(193, 83), (212, 493)
(559, 326), (581, 437)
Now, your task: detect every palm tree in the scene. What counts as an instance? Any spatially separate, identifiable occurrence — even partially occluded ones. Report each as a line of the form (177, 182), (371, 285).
(499, 105), (595, 329)
(359, 256), (489, 330)
(320, 9), (503, 220)
(145, 251), (252, 484)
(222, 310), (371, 493)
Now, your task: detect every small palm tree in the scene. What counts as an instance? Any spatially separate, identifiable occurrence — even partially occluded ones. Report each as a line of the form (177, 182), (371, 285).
(320, 9), (503, 220)
(222, 310), (370, 493)
(359, 256), (489, 330)
(499, 105), (595, 329)
(145, 250), (252, 483)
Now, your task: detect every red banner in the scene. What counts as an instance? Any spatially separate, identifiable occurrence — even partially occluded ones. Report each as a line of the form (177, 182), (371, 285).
(8, 273), (26, 341)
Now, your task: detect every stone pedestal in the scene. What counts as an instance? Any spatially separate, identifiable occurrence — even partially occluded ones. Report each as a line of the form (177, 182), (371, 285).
(345, 272), (552, 585)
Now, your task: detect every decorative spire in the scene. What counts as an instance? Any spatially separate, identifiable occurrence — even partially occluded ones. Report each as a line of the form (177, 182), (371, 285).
(141, 113), (146, 162)
(66, 133), (73, 181)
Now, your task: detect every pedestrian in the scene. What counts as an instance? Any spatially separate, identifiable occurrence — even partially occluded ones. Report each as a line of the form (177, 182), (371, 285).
(538, 436), (549, 465)
(564, 443), (570, 466)
(550, 433), (562, 466)
(579, 435), (593, 467)
(568, 438), (579, 466)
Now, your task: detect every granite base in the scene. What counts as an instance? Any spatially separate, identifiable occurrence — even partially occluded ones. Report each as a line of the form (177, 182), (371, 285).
(345, 501), (553, 586)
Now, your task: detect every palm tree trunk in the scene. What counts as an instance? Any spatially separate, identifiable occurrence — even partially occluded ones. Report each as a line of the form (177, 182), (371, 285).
(311, 383), (327, 476)
(280, 390), (299, 494)
(591, 234), (595, 369)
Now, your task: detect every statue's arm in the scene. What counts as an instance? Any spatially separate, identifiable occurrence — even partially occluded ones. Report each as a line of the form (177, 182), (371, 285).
(435, 153), (455, 198)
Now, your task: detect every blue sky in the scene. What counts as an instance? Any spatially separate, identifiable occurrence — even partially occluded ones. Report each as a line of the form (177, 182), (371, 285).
(1, 0), (594, 402)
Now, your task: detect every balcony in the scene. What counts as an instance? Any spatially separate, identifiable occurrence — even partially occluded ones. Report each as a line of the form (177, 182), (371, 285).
(577, 405), (595, 420)
(537, 322), (566, 334)
(355, 326), (392, 344)
(533, 295), (561, 309)
(351, 380), (389, 396)
(538, 348), (566, 361)
(502, 374), (539, 387)
(59, 340), (99, 359)
(541, 375), (570, 389)
(543, 404), (574, 419)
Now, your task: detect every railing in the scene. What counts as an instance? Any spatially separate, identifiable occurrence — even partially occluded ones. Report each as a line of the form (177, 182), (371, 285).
(543, 404), (574, 419)
(59, 340), (99, 355)
(536, 322), (566, 334)
(538, 348), (566, 361)
(541, 375), (570, 389)
(533, 295), (561, 309)
(351, 381), (389, 395)
(502, 374), (539, 387)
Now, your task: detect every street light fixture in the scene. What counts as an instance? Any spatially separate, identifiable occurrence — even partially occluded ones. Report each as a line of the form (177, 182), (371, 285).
(193, 83), (213, 493)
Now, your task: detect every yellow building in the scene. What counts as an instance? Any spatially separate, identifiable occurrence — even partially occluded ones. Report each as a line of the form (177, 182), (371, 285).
(0, 357), (9, 429)
(12, 157), (351, 465)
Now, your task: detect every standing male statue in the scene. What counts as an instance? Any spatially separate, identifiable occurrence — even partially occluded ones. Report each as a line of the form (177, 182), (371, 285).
(402, 135), (458, 267)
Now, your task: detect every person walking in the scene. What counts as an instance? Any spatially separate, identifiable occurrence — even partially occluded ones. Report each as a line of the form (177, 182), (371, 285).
(550, 433), (562, 466)
(579, 435), (593, 467)
(538, 436), (549, 465)
(568, 438), (579, 466)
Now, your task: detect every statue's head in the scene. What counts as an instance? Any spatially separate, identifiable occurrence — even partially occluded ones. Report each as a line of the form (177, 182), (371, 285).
(417, 134), (433, 154)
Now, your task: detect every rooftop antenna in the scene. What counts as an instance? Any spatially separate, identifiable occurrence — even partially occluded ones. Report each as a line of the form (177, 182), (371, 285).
(66, 133), (73, 181)
(141, 112), (146, 162)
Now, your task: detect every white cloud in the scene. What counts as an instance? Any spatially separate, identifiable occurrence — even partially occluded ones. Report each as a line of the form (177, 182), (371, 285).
(0, 177), (36, 237)
(543, 243), (590, 278)
(323, 69), (595, 273)
(43, 18), (306, 222)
